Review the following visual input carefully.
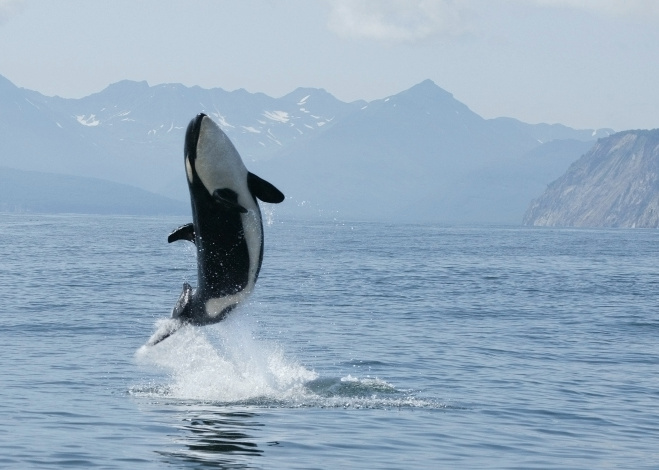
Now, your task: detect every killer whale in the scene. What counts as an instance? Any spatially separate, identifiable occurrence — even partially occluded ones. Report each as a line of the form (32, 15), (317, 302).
(146, 113), (284, 346)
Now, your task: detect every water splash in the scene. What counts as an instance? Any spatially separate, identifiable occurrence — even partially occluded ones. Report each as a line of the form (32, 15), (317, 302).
(135, 313), (315, 402)
(132, 312), (445, 409)
(262, 204), (276, 226)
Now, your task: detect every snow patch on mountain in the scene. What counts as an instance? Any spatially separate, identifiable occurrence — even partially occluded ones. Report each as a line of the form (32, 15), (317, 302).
(210, 112), (234, 129)
(263, 110), (290, 123)
(266, 129), (282, 145)
(76, 114), (100, 127)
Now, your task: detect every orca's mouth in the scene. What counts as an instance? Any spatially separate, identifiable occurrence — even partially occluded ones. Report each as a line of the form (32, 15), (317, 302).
(184, 113), (206, 161)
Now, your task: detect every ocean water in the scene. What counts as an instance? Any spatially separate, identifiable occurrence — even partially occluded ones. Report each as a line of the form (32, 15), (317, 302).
(1, 212), (659, 469)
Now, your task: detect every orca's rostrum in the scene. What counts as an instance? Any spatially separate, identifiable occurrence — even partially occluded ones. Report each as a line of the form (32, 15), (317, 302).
(146, 113), (284, 346)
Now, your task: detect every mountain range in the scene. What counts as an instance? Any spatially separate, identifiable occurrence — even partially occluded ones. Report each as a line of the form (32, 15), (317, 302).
(0, 166), (187, 215)
(0, 74), (612, 223)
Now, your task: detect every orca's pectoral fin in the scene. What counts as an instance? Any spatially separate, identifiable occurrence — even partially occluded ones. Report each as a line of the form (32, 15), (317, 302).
(248, 172), (285, 204)
(172, 282), (193, 319)
(213, 188), (248, 213)
(168, 223), (195, 244)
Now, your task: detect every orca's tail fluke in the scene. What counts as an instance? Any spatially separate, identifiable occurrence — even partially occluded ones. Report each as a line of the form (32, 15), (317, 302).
(145, 283), (195, 347)
(145, 318), (186, 347)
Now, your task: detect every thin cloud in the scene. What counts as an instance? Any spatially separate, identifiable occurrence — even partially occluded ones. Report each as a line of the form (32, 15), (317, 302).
(528, 0), (659, 18)
(0, 0), (25, 25)
(326, 0), (471, 43)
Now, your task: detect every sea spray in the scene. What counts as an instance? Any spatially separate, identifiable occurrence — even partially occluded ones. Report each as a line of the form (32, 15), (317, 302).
(135, 311), (317, 402)
(134, 310), (439, 408)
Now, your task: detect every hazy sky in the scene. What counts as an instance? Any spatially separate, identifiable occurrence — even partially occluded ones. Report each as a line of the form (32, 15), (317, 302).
(1, 0), (657, 130)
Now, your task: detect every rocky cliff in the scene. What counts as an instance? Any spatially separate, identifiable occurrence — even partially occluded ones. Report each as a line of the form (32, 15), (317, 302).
(523, 129), (659, 228)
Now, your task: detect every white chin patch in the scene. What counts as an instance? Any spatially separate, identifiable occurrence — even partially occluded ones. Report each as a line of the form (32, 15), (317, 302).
(185, 157), (193, 184)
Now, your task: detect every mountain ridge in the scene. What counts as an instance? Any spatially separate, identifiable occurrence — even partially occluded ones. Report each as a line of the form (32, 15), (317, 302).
(1, 74), (613, 221)
(0, 166), (188, 215)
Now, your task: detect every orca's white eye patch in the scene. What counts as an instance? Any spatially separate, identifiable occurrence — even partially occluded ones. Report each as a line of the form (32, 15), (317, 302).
(186, 157), (193, 184)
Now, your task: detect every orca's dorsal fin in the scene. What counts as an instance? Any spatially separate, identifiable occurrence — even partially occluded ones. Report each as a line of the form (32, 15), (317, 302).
(168, 223), (195, 244)
(213, 188), (248, 213)
(171, 282), (193, 320)
(248, 172), (285, 204)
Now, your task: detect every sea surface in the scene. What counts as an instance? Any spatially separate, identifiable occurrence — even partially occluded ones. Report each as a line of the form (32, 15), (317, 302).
(1, 212), (659, 469)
